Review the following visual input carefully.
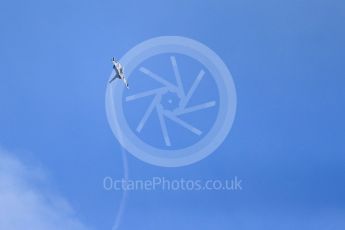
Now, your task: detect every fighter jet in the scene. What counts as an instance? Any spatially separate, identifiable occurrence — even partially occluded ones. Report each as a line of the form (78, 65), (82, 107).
(109, 57), (129, 89)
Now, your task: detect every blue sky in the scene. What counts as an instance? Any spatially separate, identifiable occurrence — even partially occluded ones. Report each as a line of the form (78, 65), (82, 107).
(1, 0), (345, 229)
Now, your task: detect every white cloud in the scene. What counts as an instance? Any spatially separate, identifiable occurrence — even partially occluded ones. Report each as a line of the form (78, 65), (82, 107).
(0, 148), (91, 230)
